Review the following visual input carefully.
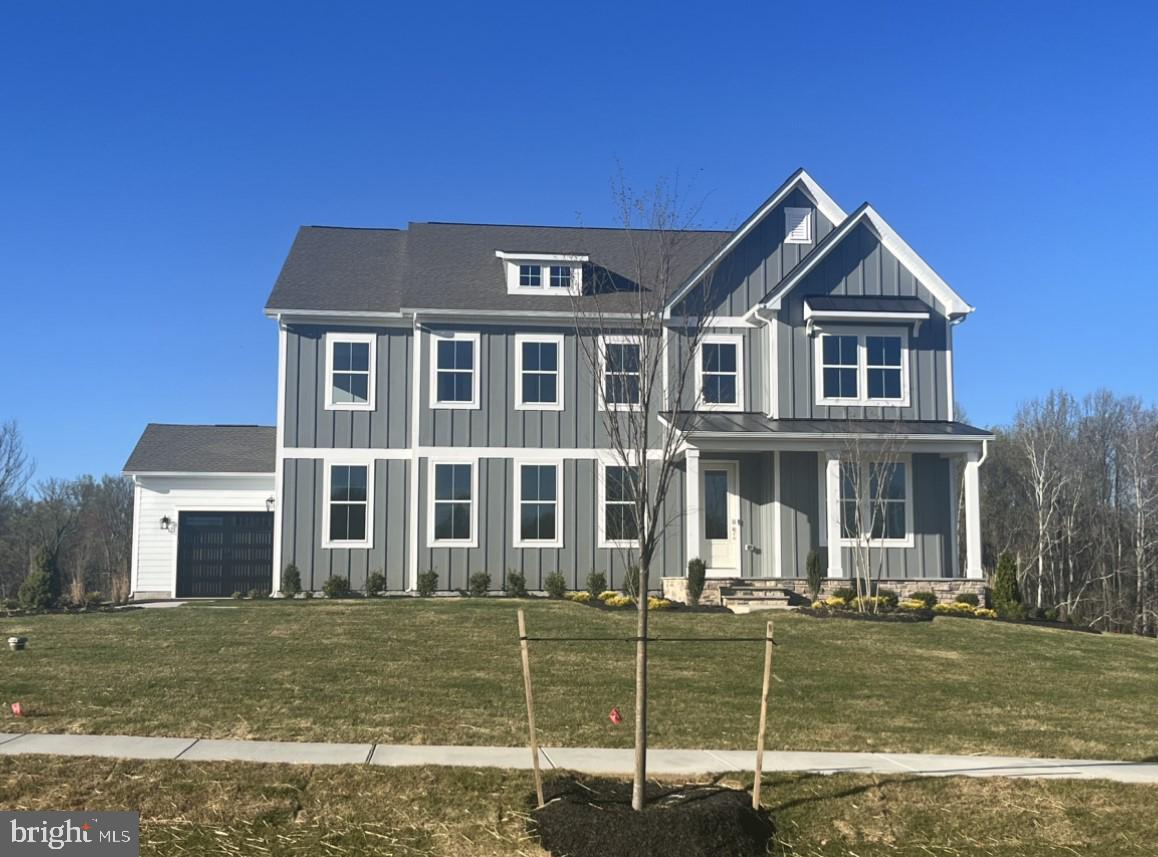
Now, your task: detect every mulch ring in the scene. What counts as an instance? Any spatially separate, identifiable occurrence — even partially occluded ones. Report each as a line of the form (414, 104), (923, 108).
(529, 777), (773, 857)
(797, 607), (933, 622)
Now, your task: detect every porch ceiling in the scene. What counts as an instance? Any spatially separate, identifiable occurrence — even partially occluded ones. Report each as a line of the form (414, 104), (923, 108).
(663, 411), (993, 441)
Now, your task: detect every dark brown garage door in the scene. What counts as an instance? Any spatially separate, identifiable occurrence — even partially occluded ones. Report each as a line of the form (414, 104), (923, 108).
(176, 511), (274, 598)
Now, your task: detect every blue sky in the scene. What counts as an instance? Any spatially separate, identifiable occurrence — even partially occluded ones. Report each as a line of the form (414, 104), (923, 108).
(2, 1), (1156, 480)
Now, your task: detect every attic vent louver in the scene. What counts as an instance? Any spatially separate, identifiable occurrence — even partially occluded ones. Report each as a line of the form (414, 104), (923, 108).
(784, 207), (813, 244)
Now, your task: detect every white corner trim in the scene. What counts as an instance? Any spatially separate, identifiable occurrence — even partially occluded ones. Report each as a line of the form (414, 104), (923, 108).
(129, 481), (142, 595)
(772, 450), (782, 578)
(429, 330), (481, 410)
(427, 457), (480, 548)
(320, 459), (375, 550)
(694, 333), (745, 412)
(511, 458), (564, 549)
(513, 332), (565, 411)
(408, 324), (422, 590)
(323, 331), (377, 412)
(813, 326), (912, 409)
(664, 169), (847, 316)
(272, 324), (288, 593)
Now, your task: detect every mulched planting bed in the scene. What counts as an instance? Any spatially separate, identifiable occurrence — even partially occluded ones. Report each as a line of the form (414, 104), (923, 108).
(529, 777), (773, 857)
(797, 607), (933, 622)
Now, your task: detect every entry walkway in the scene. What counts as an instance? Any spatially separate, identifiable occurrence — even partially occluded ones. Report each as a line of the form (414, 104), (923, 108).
(1, 732), (1155, 784)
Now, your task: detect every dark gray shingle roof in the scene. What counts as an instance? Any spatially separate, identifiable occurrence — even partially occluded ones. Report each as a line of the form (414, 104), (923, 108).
(804, 295), (931, 314)
(124, 424), (276, 474)
(664, 412), (992, 438)
(266, 222), (729, 314)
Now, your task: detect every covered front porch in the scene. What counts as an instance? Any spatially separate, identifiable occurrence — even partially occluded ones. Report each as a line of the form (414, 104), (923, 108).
(671, 414), (992, 587)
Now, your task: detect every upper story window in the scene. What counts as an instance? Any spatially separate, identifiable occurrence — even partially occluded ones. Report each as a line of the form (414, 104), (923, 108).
(599, 336), (641, 411)
(785, 206), (813, 244)
(515, 333), (563, 411)
(840, 460), (912, 546)
(514, 461), (562, 547)
(496, 251), (587, 296)
(324, 332), (376, 411)
(430, 460), (477, 546)
(815, 328), (909, 407)
(324, 463), (372, 548)
(430, 331), (480, 410)
(599, 463), (640, 547)
(696, 334), (744, 411)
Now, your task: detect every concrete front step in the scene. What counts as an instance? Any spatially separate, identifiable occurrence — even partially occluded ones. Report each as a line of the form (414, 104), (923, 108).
(724, 598), (791, 614)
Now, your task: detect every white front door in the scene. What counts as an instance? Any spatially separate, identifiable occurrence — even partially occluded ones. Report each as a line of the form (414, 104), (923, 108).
(701, 461), (740, 576)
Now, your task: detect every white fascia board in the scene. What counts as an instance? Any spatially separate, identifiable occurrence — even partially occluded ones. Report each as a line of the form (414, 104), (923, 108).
(764, 206), (974, 318)
(124, 470), (275, 479)
(265, 308), (409, 324)
(663, 169), (847, 318)
(494, 251), (590, 262)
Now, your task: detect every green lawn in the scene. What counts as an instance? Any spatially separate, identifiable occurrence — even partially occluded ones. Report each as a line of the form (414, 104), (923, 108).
(1, 599), (1156, 760)
(1, 756), (1155, 856)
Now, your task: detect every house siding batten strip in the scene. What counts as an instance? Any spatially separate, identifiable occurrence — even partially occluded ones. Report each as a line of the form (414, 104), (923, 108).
(272, 324), (287, 594)
(408, 321), (423, 590)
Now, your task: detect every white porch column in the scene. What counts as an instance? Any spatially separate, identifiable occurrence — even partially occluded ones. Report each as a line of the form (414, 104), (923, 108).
(964, 451), (983, 579)
(824, 451), (845, 578)
(685, 448), (701, 565)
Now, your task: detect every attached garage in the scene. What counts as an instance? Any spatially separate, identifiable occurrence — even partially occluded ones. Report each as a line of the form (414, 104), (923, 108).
(124, 424), (277, 599)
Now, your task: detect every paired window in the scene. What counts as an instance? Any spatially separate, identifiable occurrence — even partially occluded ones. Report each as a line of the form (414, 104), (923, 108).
(600, 337), (642, 409)
(325, 464), (371, 547)
(697, 335), (743, 410)
(498, 252), (586, 295)
(839, 461), (910, 544)
(601, 464), (640, 546)
(431, 462), (475, 545)
(816, 330), (908, 405)
(518, 263), (576, 289)
(514, 462), (561, 547)
(515, 334), (563, 410)
(431, 332), (480, 409)
(325, 333), (376, 410)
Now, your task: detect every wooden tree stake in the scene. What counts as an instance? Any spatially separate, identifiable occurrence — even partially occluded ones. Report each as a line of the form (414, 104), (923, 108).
(752, 620), (774, 810)
(518, 609), (545, 807)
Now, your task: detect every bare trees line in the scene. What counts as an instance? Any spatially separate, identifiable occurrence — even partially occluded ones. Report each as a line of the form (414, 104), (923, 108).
(981, 390), (1158, 635)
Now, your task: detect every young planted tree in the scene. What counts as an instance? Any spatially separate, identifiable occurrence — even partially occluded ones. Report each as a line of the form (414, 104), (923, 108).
(568, 174), (722, 810)
(839, 425), (904, 612)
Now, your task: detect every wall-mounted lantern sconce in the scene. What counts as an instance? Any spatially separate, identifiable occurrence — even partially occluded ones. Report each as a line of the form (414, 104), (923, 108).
(160, 515), (174, 532)
(265, 496), (276, 512)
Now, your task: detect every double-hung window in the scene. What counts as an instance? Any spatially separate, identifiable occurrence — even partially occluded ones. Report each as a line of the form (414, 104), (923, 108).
(839, 460), (911, 545)
(514, 462), (562, 547)
(816, 328), (909, 406)
(519, 264), (542, 287)
(698, 334), (743, 410)
(515, 334), (563, 410)
(497, 252), (586, 295)
(430, 461), (476, 546)
(600, 463), (640, 546)
(325, 464), (371, 547)
(431, 332), (480, 409)
(549, 265), (573, 288)
(600, 337), (641, 410)
(325, 332), (376, 410)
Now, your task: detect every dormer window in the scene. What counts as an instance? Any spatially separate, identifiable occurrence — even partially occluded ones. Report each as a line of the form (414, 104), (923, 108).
(496, 251), (587, 296)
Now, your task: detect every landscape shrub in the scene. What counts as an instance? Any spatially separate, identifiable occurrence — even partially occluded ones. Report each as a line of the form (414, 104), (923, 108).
(806, 549), (823, 598)
(830, 586), (857, 603)
(544, 572), (567, 598)
(598, 590), (619, 602)
(321, 575), (350, 598)
(853, 595), (892, 610)
(974, 607), (998, 619)
(18, 568), (54, 610)
(504, 570), (527, 598)
(246, 588), (268, 599)
(585, 571), (606, 597)
(622, 565), (642, 598)
(603, 593), (633, 607)
(908, 590), (938, 608)
(898, 598), (929, 611)
(686, 558), (706, 606)
(564, 591), (591, 603)
(280, 564), (302, 596)
(955, 592), (980, 607)
(365, 571), (387, 595)
(647, 596), (673, 610)
(468, 572), (491, 597)
(992, 551), (1023, 618)
(824, 595), (848, 609)
(877, 588), (899, 607)
(1044, 607), (1060, 622)
(416, 570), (439, 597)
(933, 601), (975, 616)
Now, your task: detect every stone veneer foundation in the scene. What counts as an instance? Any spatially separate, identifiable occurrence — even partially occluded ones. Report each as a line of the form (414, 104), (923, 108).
(661, 577), (987, 607)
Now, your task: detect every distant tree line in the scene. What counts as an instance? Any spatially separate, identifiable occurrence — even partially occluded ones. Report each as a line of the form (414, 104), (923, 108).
(0, 421), (133, 606)
(980, 390), (1158, 636)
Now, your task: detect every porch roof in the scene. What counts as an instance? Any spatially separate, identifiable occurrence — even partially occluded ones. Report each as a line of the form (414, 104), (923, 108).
(663, 411), (993, 440)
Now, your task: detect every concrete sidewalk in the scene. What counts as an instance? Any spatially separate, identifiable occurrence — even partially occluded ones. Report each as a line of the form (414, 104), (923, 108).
(0, 732), (1155, 784)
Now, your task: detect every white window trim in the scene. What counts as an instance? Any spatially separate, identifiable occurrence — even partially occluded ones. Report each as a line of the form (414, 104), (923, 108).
(514, 333), (564, 411)
(785, 206), (813, 244)
(512, 459), (564, 548)
(837, 456), (915, 549)
(321, 460), (375, 549)
(324, 331), (377, 411)
(597, 460), (641, 548)
(495, 251), (587, 296)
(427, 458), (479, 548)
(695, 333), (745, 412)
(813, 325), (911, 408)
(597, 334), (643, 412)
(429, 331), (481, 410)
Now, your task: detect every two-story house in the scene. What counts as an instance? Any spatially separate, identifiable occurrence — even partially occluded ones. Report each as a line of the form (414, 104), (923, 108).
(124, 169), (991, 602)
